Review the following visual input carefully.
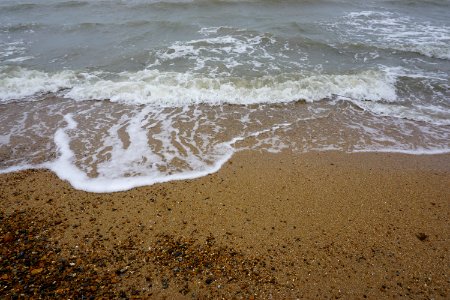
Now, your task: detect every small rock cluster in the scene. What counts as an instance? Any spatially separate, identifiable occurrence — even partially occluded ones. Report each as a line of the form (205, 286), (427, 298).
(147, 234), (278, 298)
(0, 211), (121, 299)
(1, 210), (281, 299)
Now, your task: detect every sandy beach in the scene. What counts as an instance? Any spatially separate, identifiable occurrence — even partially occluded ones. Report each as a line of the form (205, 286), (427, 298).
(1, 151), (449, 299)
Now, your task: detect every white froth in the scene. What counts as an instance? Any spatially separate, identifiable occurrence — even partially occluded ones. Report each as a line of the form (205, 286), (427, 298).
(332, 11), (450, 60)
(147, 27), (299, 75)
(45, 113), (238, 193)
(1, 105), (448, 193)
(0, 67), (78, 102)
(353, 148), (450, 155)
(4, 56), (34, 63)
(1, 65), (448, 128)
(349, 100), (450, 126)
(0, 41), (27, 59)
(64, 69), (397, 105)
(46, 114), (87, 186)
(0, 134), (11, 144)
(0, 164), (42, 174)
(30, 109), (298, 193)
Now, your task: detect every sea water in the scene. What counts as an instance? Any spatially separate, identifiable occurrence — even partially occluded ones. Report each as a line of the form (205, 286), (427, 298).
(0, 0), (449, 192)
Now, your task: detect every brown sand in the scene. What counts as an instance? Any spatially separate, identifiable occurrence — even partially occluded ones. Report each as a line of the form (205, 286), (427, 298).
(1, 151), (449, 299)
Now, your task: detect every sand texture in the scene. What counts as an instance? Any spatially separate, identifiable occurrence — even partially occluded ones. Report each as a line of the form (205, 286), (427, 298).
(1, 151), (449, 299)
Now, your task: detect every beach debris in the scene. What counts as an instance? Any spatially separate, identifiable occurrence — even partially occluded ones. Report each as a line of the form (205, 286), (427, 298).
(416, 232), (429, 241)
(0, 210), (126, 298)
(0, 210), (279, 299)
(3, 232), (14, 243)
(146, 233), (278, 297)
(30, 268), (44, 275)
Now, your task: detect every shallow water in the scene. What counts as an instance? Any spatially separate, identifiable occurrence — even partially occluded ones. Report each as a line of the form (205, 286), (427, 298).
(0, 0), (449, 191)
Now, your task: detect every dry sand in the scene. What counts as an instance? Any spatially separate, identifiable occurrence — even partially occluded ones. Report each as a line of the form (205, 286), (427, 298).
(1, 151), (449, 299)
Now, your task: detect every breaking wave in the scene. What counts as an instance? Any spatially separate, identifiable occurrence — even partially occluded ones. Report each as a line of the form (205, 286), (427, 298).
(0, 66), (397, 105)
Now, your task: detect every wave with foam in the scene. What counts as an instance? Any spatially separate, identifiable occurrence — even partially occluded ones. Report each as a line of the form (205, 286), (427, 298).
(0, 67), (77, 101)
(2, 65), (449, 126)
(0, 66), (399, 107)
(65, 69), (398, 105)
(328, 11), (450, 60)
(2, 55), (450, 126)
(146, 26), (310, 76)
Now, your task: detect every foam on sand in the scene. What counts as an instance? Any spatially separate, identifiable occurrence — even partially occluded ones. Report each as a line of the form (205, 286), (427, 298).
(45, 113), (236, 193)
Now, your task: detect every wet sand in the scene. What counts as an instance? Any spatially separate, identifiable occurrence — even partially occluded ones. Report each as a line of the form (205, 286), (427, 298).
(1, 151), (449, 299)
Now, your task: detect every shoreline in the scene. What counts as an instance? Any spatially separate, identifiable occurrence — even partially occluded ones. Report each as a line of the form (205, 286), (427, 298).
(1, 150), (449, 298)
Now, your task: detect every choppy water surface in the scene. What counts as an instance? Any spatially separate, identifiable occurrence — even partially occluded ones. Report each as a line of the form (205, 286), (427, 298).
(0, 0), (449, 192)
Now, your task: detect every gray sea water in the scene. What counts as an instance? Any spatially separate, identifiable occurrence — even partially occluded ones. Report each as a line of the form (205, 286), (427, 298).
(0, 0), (449, 192)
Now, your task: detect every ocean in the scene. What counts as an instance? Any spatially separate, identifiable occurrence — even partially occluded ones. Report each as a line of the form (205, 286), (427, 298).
(0, 0), (449, 192)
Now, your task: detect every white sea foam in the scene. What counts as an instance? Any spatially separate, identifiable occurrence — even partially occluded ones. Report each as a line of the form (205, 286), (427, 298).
(331, 11), (450, 60)
(0, 67), (78, 101)
(65, 69), (397, 105)
(340, 66), (450, 125)
(0, 164), (43, 174)
(150, 29), (278, 72)
(0, 65), (397, 105)
(43, 113), (239, 192)
(1, 103), (448, 193)
(4, 56), (34, 63)
(353, 147), (450, 155)
(2, 65), (449, 127)
(348, 100), (450, 126)
(0, 41), (27, 59)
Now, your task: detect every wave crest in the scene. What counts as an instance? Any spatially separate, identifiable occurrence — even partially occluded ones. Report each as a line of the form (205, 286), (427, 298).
(0, 67), (397, 105)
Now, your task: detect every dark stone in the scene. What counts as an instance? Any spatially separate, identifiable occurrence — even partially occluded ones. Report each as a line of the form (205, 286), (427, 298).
(115, 267), (128, 276)
(161, 278), (169, 289)
(416, 232), (428, 241)
(119, 290), (127, 299)
(3, 232), (14, 243)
